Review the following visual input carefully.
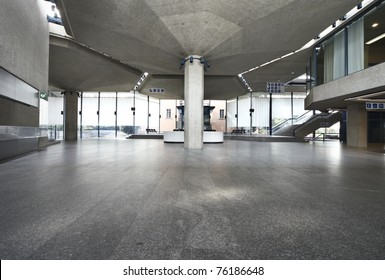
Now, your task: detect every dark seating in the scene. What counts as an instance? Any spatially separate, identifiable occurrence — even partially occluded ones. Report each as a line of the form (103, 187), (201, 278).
(146, 128), (157, 133)
(231, 129), (246, 134)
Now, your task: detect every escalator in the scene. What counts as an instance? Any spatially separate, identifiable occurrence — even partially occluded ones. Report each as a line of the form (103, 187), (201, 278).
(273, 111), (343, 138)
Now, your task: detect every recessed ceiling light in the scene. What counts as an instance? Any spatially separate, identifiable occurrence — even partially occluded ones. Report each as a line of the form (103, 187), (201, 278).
(372, 23), (379, 28)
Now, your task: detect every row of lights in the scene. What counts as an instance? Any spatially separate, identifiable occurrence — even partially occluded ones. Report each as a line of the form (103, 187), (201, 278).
(239, 0), (374, 77)
(238, 74), (252, 93)
(134, 72), (149, 91)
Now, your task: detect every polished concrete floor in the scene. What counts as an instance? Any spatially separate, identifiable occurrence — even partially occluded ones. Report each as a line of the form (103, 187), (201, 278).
(0, 139), (385, 260)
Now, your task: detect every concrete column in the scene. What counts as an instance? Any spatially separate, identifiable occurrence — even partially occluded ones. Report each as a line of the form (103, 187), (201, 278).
(184, 55), (204, 149)
(347, 103), (367, 148)
(63, 91), (78, 141)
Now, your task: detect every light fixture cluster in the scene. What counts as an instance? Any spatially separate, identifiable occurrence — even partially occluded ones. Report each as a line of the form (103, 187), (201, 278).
(134, 72), (149, 91)
(238, 74), (253, 93)
(179, 56), (210, 71)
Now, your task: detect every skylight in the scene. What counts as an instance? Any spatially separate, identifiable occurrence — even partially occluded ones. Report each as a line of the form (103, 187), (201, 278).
(42, 0), (62, 25)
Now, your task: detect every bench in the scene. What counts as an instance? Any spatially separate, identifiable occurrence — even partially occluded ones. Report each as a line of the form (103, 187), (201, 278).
(231, 129), (246, 134)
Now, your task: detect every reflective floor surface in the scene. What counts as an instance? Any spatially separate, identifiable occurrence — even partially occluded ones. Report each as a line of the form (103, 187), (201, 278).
(0, 139), (384, 259)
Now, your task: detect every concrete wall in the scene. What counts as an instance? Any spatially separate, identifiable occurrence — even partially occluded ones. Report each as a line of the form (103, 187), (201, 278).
(347, 103), (367, 148)
(0, 97), (39, 126)
(306, 62), (385, 110)
(0, 0), (49, 126)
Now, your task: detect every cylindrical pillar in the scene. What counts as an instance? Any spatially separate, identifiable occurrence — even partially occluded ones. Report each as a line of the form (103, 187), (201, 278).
(184, 55), (204, 149)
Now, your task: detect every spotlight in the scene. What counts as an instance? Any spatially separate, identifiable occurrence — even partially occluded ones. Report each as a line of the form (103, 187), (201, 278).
(179, 59), (186, 70)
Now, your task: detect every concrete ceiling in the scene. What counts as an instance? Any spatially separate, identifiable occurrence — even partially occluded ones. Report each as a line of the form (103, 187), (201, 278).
(49, 35), (142, 91)
(244, 48), (313, 92)
(53, 0), (361, 98)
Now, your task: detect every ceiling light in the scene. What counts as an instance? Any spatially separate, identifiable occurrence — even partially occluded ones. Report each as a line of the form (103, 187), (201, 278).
(366, 32), (385, 45)
(372, 23), (379, 28)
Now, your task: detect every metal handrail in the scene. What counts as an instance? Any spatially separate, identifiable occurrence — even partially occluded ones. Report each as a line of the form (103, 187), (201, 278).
(0, 125), (47, 139)
(273, 110), (314, 134)
(293, 111), (340, 136)
(307, 132), (340, 141)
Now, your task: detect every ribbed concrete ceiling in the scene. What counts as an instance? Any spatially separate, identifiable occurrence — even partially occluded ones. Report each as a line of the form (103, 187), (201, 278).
(54, 0), (361, 98)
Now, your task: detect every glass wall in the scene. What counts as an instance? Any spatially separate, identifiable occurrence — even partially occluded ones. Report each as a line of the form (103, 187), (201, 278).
(117, 92), (135, 135)
(224, 93), (306, 134)
(149, 97), (160, 132)
(226, 99), (237, 132)
(48, 93), (63, 140)
(82, 92), (99, 138)
(252, 93), (269, 134)
(134, 94), (148, 134)
(47, 91), (306, 137)
(238, 95), (251, 132)
(364, 2), (385, 68)
(316, 30), (346, 85)
(99, 92), (117, 138)
(312, 1), (385, 87)
(39, 96), (49, 128)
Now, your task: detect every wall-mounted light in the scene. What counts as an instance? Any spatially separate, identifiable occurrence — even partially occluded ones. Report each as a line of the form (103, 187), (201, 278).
(372, 23), (379, 28)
